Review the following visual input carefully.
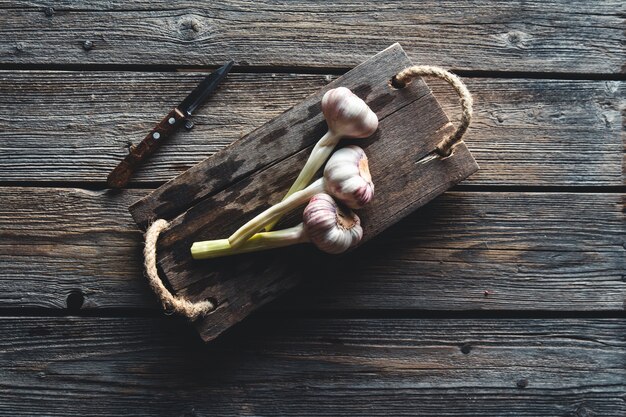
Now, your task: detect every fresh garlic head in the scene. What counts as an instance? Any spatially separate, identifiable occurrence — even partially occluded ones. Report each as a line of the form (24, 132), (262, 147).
(324, 145), (374, 209)
(322, 87), (378, 139)
(303, 193), (363, 254)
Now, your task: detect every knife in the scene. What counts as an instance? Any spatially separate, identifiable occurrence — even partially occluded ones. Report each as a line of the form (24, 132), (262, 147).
(107, 61), (234, 188)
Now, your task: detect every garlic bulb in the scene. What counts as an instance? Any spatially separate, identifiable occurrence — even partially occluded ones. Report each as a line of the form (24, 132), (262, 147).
(302, 193), (363, 254)
(322, 87), (379, 139)
(322, 145), (374, 209)
(265, 87), (378, 231)
(190, 193), (363, 259)
(228, 145), (374, 248)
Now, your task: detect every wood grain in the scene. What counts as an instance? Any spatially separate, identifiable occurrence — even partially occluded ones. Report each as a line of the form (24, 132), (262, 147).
(1, 316), (624, 416)
(0, 72), (623, 186)
(0, 2), (623, 412)
(1, 187), (623, 312)
(0, 1), (624, 73)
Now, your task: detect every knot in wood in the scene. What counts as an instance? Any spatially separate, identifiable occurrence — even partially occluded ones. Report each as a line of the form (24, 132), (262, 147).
(180, 16), (203, 39)
(516, 378), (529, 388)
(504, 31), (531, 49)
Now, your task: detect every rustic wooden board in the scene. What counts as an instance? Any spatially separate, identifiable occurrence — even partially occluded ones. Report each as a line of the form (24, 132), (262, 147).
(1, 316), (624, 416)
(0, 72), (623, 186)
(1, 187), (624, 311)
(126, 44), (482, 341)
(1, 1), (624, 73)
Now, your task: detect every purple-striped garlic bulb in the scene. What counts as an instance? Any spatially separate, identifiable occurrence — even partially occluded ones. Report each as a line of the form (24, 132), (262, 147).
(322, 145), (374, 209)
(303, 193), (363, 254)
(322, 87), (379, 139)
(228, 145), (374, 248)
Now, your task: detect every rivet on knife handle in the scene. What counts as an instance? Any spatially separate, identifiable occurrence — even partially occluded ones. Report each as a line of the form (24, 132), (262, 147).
(107, 108), (186, 188)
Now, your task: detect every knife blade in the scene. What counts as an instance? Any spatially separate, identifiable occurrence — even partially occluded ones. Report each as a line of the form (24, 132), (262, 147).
(107, 61), (234, 188)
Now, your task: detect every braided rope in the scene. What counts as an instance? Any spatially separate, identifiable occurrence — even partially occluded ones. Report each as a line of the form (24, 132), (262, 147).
(144, 219), (214, 319)
(392, 65), (473, 156)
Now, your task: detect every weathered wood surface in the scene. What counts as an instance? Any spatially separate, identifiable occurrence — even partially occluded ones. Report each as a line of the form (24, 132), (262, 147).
(1, 317), (624, 416)
(1, 1), (624, 73)
(0, 2), (623, 412)
(0, 71), (623, 186)
(2, 187), (623, 312)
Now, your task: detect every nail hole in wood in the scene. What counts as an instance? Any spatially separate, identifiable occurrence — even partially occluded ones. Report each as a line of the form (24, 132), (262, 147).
(66, 290), (84, 311)
(460, 343), (472, 354)
(389, 76), (406, 89)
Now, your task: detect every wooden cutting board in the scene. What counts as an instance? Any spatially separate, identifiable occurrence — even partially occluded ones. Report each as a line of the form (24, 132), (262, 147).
(129, 43), (479, 342)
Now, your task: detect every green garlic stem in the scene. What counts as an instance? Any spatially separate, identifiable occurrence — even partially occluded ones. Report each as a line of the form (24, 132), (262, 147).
(264, 131), (339, 232)
(228, 178), (325, 248)
(191, 224), (308, 260)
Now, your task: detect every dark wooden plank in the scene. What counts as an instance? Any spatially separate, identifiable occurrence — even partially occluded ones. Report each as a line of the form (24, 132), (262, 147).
(0, 71), (325, 184)
(431, 78), (625, 187)
(0, 1), (624, 73)
(0, 72), (623, 186)
(129, 43), (429, 227)
(0, 187), (158, 309)
(1, 187), (623, 312)
(1, 316), (624, 416)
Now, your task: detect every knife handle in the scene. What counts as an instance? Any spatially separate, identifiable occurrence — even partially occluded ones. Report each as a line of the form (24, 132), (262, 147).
(107, 108), (186, 188)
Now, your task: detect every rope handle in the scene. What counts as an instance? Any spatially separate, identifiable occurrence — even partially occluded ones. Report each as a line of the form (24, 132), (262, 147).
(392, 65), (473, 156)
(144, 219), (214, 320)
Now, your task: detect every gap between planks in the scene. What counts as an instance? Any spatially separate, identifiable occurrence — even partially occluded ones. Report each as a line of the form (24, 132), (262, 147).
(0, 308), (623, 320)
(1, 63), (625, 81)
(0, 182), (624, 194)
